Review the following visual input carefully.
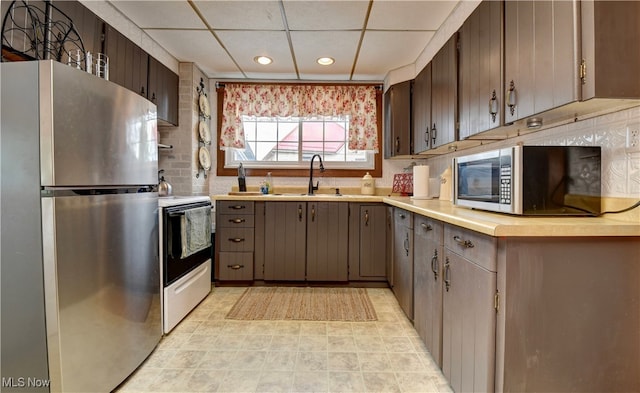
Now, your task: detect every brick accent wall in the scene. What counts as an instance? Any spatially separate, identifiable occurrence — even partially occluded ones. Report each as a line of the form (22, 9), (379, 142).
(159, 63), (211, 196)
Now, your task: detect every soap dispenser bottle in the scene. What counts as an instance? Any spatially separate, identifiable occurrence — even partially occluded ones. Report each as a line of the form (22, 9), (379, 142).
(266, 172), (274, 194)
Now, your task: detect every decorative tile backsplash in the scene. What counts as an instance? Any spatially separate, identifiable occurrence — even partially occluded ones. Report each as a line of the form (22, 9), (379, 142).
(423, 105), (640, 199)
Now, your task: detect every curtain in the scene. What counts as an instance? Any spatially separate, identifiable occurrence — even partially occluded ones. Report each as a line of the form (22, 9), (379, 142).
(220, 84), (379, 152)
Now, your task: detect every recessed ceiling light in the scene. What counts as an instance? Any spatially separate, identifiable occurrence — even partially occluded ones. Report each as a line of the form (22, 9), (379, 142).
(317, 57), (335, 66)
(254, 56), (272, 65)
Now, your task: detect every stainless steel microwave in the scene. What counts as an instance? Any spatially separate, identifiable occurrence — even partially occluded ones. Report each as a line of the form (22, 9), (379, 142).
(453, 146), (602, 215)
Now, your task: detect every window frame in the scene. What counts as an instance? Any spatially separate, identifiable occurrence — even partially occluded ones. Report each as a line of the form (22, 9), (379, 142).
(215, 82), (383, 178)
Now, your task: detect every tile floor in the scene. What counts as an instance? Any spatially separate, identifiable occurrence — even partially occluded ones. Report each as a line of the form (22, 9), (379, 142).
(115, 286), (453, 393)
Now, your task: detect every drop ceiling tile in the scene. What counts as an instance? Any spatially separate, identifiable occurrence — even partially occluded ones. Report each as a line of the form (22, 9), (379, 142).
(283, 1), (369, 30)
(193, 1), (284, 30)
(109, 1), (205, 29)
(215, 30), (294, 75)
(144, 30), (238, 76)
(290, 31), (360, 77)
(355, 31), (434, 76)
(368, 1), (458, 31)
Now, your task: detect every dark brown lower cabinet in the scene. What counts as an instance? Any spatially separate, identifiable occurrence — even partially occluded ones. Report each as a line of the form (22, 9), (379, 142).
(348, 203), (387, 281)
(263, 202), (306, 281)
(306, 202), (349, 281)
(442, 224), (497, 393)
(392, 208), (413, 320)
(413, 216), (444, 368)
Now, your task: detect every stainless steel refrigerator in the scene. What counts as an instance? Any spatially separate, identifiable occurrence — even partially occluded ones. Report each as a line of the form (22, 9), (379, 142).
(1, 60), (161, 392)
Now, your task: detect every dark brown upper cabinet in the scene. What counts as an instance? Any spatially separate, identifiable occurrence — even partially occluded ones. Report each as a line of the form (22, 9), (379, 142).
(384, 80), (412, 158)
(412, 63), (432, 154)
(52, 1), (104, 59)
(148, 56), (179, 126)
(458, 0), (503, 139)
(430, 34), (458, 149)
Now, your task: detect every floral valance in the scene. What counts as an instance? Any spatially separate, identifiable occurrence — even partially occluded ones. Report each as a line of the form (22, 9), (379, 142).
(220, 84), (379, 152)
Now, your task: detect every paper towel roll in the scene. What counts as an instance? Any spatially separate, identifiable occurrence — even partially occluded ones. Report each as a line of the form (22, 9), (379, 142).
(412, 165), (430, 199)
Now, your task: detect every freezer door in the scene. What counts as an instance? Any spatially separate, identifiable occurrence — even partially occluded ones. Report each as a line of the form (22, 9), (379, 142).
(41, 192), (160, 393)
(39, 60), (158, 187)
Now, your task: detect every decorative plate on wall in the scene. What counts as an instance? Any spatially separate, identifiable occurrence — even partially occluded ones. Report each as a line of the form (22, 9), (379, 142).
(198, 120), (211, 144)
(198, 146), (211, 171)
(199, 94), (210, 118)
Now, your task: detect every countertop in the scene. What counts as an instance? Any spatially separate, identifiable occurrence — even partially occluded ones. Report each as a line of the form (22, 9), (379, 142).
(212, 194), (640, 237)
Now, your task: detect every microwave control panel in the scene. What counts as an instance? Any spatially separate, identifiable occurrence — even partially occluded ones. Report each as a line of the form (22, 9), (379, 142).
(500, 165), (511, 205)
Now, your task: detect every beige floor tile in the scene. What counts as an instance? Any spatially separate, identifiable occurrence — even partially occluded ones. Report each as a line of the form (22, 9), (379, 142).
(327, 352), (360, 371)
(296, 351), (328, 371)
(326, 321), (353, 336)
(217, 370), (261, 392)
(185, 369), (225, 392)
(293, 371), (329, 392)
(327, 335), (357, 352)
(256, 371), (294, 392)
(116, 287), (454, 393)
(298, 334), (329, 351)
(270, 334), (300, 351)
(328, 371), (366, 392)
(362, 371), (401, 393)
(263, 351), (297, 371)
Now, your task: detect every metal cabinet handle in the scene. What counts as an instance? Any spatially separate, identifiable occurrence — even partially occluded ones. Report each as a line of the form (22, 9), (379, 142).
(229, 205), (246, 210)
(444, 257), (451, 292)
(421, 222), (432, 231)
(424, 127), (429, 144)
(489, 89), (499, 122)
(431, 123), (437, 144)
(140, 86), (146, 96)
(229, 218), (245, 224)
(228, 238), (245, 243)
(298, 204), (303, 222)
(227, 264), (244, 270)
(311, 205), (316, 222)
(395, 136), (400, 153)
(398, 213), (406, 220)
(507, 80), (517, 116)
(151, 92), (157, 103)
(431, 250), (439, 281)
(364, 210), (369, 226)
(403, 233), (410, 257)
(453, 235), (474, 248)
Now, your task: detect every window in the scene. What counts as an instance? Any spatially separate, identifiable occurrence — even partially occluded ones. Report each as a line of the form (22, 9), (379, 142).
(215, 83), (382, 177)
(225, 116), (373, 170)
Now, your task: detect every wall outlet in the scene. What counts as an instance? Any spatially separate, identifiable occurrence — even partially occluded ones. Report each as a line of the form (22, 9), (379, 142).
(627, 123), (640, 152)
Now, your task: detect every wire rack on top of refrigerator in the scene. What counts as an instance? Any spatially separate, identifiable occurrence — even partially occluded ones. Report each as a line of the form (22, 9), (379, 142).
(1, 0), (85, 67)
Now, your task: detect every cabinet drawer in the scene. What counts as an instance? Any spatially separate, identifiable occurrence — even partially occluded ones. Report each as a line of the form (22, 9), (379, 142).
(218, 214), (255, 228)
(218, 228), (254, 252)
(415, 215), (443, 244)
(218, 252), (254, 281)
(218, 201), (254, 214)
(444, 224), (497, 272)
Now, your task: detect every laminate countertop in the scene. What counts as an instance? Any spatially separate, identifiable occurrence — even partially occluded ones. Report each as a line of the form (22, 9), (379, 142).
(212, 194), (640, 237)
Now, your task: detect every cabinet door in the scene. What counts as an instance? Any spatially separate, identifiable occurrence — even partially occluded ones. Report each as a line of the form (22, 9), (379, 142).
(53, 1), (104, 58)
(459, 0), (503, 139)
(358, 204), (387, 278)
(263, 202), (306, 281)
(384, 81), (412, 158)
(412, 63), (432, 153)
(413, 217), (444, 368)
(392, 208), (413, 320)
(348, 203), (387, 281)
(431, 34), (458, 148)
(306, 202), (349, 281)
(504, 0), (579, 123)
(442, 251), (496, 393)
(148, 56), (179, 125)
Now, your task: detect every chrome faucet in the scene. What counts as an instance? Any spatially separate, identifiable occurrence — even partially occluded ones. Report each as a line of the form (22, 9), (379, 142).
(308, 154), (325, 195)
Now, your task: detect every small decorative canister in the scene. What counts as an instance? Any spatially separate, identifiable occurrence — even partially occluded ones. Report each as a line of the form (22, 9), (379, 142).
(361, 172), (375, 195)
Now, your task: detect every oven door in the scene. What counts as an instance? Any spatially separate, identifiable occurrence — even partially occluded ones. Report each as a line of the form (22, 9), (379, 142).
(162, 201), (212, 286)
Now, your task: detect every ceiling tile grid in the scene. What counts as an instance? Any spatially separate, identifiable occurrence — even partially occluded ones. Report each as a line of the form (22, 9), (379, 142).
(108, 0), (462, 81)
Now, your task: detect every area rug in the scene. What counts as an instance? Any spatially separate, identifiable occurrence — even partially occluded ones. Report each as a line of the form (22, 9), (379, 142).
(225, 287), (378, 322)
